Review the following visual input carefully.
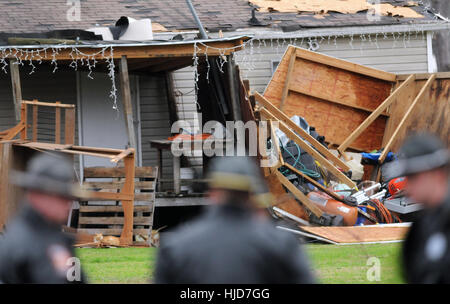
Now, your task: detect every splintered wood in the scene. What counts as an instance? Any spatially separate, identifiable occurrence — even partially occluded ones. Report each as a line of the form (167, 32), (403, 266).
(250, 0), (424, 18)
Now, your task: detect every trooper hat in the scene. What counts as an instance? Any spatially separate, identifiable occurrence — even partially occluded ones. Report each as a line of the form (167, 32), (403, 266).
(385, 133), (449, 180)
(207, 156), (273, 207)
(10, 152), (86, 200)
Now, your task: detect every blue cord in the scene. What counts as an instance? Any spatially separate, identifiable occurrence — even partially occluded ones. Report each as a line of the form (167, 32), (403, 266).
(279, 139), (321, 179)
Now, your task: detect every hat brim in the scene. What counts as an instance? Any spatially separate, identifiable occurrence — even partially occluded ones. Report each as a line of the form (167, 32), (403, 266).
(385, 149), (449, 180)
(10, 170), (88, 200)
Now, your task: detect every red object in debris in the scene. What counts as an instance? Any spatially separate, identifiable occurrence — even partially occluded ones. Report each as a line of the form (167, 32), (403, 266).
(388, 177), (407, 196)
(168, 133), (212, 141)
(307, 192), (358, 226)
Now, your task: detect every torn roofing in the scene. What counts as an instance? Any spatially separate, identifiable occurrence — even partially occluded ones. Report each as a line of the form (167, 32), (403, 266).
(0, 0), (445, 34)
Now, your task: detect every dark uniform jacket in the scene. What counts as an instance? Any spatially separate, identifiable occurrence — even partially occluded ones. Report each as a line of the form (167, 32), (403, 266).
(155, 203), (315, 284)
(0, 204), (85, 284)
(403, 186), (450, 283)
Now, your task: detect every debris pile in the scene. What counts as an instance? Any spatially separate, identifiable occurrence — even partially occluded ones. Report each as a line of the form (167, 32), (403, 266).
(246, 45), (445, 242)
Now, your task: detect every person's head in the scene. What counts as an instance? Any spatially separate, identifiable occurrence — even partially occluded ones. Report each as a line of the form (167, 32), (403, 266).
(386, 133), (449, 208)
(206, 156), (270, 210)
(11, 152), (82, 224)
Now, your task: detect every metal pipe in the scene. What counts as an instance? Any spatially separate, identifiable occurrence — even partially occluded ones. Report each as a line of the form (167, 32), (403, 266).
(185, 0), (208, 39)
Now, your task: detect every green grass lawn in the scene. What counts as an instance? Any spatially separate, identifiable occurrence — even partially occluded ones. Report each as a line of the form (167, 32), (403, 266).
(76, 243), (405, 284)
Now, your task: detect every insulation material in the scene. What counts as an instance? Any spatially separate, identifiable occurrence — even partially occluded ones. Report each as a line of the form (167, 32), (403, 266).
(250, 0), (424, 18)
(300, 225), (410, 243)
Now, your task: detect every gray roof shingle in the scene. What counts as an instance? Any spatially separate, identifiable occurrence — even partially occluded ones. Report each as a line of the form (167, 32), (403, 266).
(0, 0), (444, 34)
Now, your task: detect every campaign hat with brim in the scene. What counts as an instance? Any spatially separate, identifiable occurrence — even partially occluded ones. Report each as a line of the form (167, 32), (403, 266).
(9, 152), (88, 200)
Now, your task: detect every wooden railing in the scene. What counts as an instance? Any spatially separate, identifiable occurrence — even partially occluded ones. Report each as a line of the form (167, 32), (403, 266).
(0, 100), (76, 144)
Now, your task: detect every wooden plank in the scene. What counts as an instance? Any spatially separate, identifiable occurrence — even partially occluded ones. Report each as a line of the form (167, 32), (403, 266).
(32, 104), (38, 141)
(82, 191), (134, 201)
(64, 108), (75, 145)
(9, 59), (22, 121)
(83, 181), (154, 190)
(120, 155), (135, 245)
(255, 92), (350, 171)
(77, 228), (150, 236)
(80, 205), (152, 213)
(283, 162), (343, 202)
(55, 101), (61, 144)
(84, 167), (156, 178)
(338, 74), (416, 154)
(379, 74), (437, 163)
(295, 47), (397, 82)
(2, 122), (25, 141)
(119, 55), (137, 161)
(259, 109), (356, 188)
(300, 226), (409, 243)
(397, 72), (450, 80)
(111, 148), (134, 163)
(79, 216), (152, 225)
(269, 120), (284, 167)
(22, 100), (75, 108)
(274, 169), (323, 218)
(280, 46), (296, 110)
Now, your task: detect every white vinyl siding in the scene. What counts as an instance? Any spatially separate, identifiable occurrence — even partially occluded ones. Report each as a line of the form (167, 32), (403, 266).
(235, 35), (429, 93)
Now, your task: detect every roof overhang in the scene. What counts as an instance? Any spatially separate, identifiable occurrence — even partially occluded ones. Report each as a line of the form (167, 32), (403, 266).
(0, 35), (251, 61)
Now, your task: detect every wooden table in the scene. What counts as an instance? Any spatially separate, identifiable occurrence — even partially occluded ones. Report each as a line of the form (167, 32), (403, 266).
(149, 138), (232, 194)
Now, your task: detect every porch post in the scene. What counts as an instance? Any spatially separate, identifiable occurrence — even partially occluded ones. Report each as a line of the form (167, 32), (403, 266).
(119, 55), (138, 164)
(9, 59), (23, 121)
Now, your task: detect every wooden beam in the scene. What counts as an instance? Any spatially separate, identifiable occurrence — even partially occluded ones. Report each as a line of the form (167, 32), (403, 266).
(280, 46), (296, 110)
(259, 109), (356, 188)
(396, 72), (450, 81)
(379, 74), (437, 164)
(164, 72), (179, 127)
(283, 162), (343, 202)
(269, 120), (284, 167)
(254, 92), (351, 172)
(120, 155), (135, 246)
(338, 74), (416, 155)
(64, 108), (75, 145)
(9, 59), (22, 121)
(295, 48), (397, 82)
(274, 169), (323, 218)
(288, 85), (390, 116)
(32, 104), (38, 141)
(22, 100), (75, 108)
(119, 56), (138, 165)
(55, 101), (61, 144)
(8, 39), (248, 61)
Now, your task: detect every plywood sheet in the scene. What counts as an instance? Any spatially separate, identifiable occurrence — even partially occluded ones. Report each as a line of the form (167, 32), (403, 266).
(250, 0), (424, 18)
(264, 46), (392, 151)
(384, 78), (450, 151)
(301, 225), (409, 243)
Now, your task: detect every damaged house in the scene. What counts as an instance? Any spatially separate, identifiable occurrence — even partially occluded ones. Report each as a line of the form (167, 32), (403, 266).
(0, 0), (449, 244)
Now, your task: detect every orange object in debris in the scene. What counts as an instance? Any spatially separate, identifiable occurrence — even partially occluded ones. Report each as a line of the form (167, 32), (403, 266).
(307, 192), (358, 226)
(388, 177), (407, 197)
(168, 133), (212, 141)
